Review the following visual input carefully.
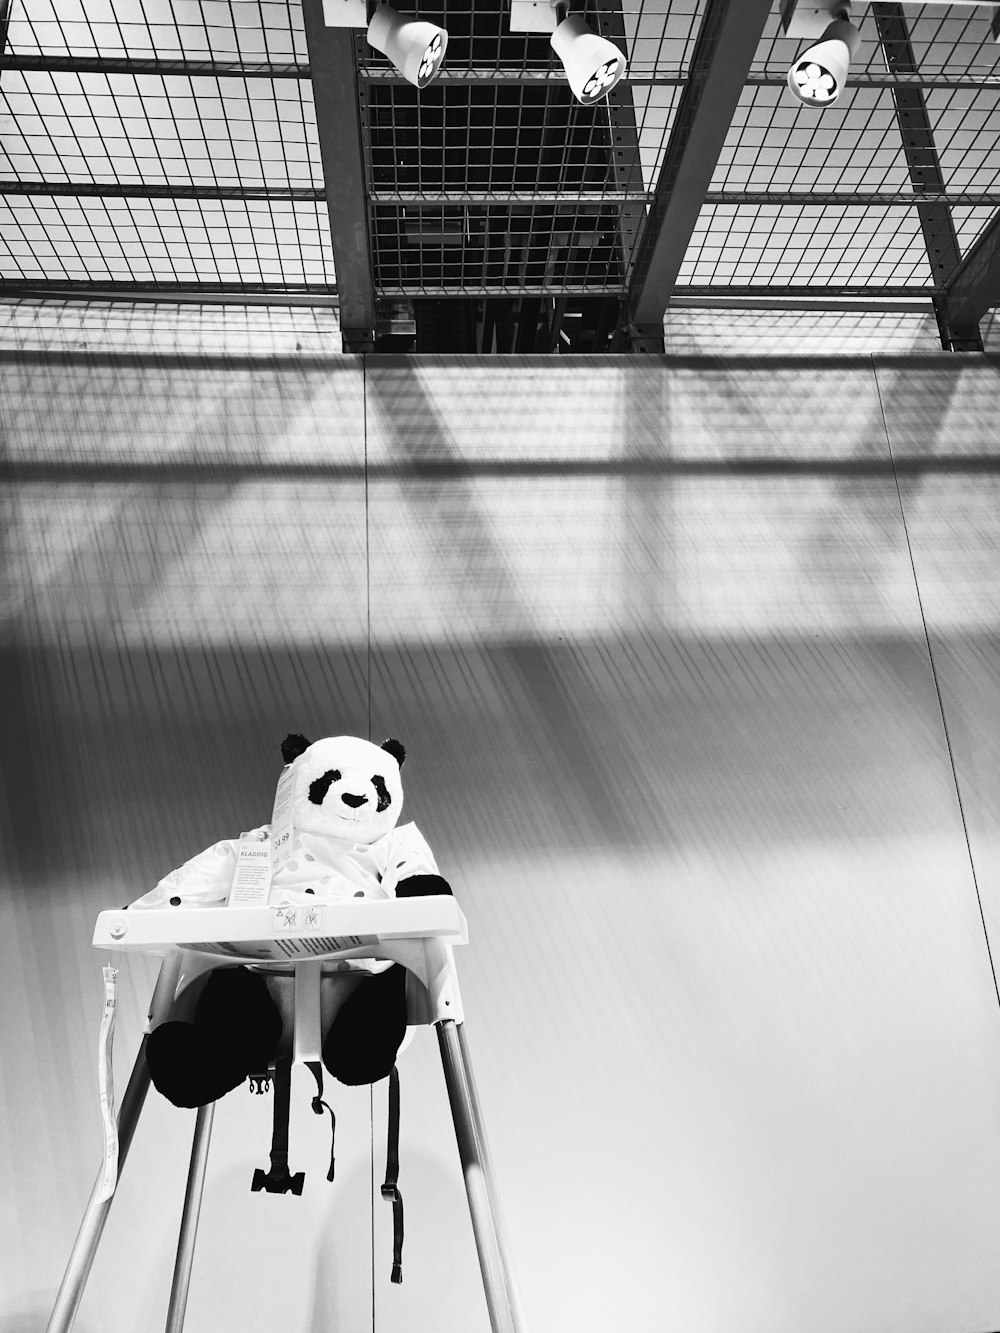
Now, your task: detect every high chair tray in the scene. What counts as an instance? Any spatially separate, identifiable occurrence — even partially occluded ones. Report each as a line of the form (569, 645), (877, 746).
(94, 897), (468, 964)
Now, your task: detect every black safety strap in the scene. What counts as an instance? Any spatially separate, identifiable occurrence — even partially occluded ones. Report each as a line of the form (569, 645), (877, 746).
(269, 1057), (292, 1171)
(380, 1065), (404, 1284)
(306, 1060), (337, 1183)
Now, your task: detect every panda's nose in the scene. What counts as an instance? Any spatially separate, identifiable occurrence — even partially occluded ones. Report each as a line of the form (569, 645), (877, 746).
(341, 792), (368, 809)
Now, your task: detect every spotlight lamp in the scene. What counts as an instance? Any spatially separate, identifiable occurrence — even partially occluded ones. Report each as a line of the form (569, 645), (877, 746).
(507, 0), (625, 105)
(787, 11), (861, 106)
(367, 5), (449, 88)
(321, 0), (448, 89)
(550, 4), (626, 105)
(550, 12), (626, 104)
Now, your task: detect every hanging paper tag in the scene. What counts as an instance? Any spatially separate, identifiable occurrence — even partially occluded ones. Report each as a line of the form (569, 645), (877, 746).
(97, 965), (119, 1201)
(270, 763), (296, 876)
(227, 831), (273, 906)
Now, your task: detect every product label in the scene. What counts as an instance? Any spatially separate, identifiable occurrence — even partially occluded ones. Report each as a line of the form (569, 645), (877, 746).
(98, 965), (119, 1202)
(228, 832), (272, 906)
(270, 764), (296, 875)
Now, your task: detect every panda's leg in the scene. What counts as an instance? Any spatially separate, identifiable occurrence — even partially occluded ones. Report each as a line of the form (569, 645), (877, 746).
(147, 966), (283, 1108)
(322, 964), (408, 1086)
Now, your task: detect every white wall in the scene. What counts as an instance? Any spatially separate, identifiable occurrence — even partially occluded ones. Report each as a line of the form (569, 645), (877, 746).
(2, 323), (999, 1333)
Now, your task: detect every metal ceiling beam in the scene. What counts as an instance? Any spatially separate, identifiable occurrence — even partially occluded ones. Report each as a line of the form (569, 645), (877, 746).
(300, 0), (374, 351)
(8, 181), (996, 209)
(0, 180), (322, 200)
(0, 281), (339, 305)
(0, 54), (307, 78)
(676, 284), (931, 298)
(359, 67), (1000, 91)
(373, 190), (1000, 207)
(670, 295), (933, 311)
(2, 280), (931, 302)
(2, 50), (994, 93)
(935, 208), (1000, 349)
(375, 190), (650, 205)
(624, 0), (773, 350)
(871, 3), (978, 350)
(703, 190), (1000, 205)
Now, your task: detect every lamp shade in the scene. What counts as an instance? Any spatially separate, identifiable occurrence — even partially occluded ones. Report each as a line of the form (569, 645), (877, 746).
(787, 17), (861, 107)
(367, 6), (448, 89)
(550, 15), (626, 106)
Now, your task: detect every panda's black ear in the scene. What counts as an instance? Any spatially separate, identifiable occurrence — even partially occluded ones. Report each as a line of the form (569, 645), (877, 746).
(281, 733), (312, 765)
(380, 737), (406, 767)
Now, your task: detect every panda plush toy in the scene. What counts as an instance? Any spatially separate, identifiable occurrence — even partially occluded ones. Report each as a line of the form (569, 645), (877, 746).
(132, 733), (451, 1109)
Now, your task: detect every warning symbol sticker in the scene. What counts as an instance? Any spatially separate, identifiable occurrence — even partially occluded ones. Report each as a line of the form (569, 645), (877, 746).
(271, 905), (325, 934)
(273, 906), (299, 932)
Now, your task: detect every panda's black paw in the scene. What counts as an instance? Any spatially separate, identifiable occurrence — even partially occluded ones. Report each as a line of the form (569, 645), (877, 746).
(395, 873), (452, 898)
(146, 1021), (254, 1108)
(323, 964), (408, 1086)
(146, 968), (284, 1109)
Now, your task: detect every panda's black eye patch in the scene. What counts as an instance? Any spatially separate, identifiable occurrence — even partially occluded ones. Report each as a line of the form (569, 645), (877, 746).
(372, 775), (391, 813)
(309, 769), (342, 804)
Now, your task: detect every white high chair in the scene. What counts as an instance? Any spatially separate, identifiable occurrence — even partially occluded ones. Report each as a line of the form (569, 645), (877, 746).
(47, 898), (525, 1333)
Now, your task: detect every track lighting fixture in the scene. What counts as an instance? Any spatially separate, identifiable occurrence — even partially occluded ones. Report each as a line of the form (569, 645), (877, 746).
(322, 0), (448, 89)
(550, 3), (626, 105)
(508, 0), (626, 105)
(786, 8), (861, 107)
(367, 5), (449, 87)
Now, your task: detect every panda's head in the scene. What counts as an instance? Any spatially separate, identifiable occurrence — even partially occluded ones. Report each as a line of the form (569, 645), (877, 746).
(280, 733), (406, 845)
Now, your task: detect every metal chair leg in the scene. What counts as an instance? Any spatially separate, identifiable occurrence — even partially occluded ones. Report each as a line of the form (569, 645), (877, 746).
(455, 1023), (525, 1323)
(46, 1037), (153, 1333)
(164, 1101), (215, 1333)
(437, 1019), (525, 1333)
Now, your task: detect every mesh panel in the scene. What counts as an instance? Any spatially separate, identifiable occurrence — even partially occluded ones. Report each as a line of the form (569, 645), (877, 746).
(0, 194), (333, 284)
(0, 294), (341, 352)
(0, 69), (320, 190)
(2, 0), (999, 302)
(679, 203), (932, 289)
(5, 0), (307, 63)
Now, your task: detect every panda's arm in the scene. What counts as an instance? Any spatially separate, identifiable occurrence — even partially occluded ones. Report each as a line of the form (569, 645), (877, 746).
(395, 873), (453, 899)
(386, 823), (453, 898)
(128, 834), (249, 908)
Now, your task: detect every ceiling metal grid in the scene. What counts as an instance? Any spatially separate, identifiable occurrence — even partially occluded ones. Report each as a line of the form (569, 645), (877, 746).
(0, 69), (319, 189)
(0, 195), (334, 284)
(365, 66), (667, 294)
(7, 0), (307, 62)
(710, 82), (1000, 198)
(680, 201), (932, 287)
(1, 0), (999, 341)
(0, 293), (340, 351)
(354, 0), (1000, 303)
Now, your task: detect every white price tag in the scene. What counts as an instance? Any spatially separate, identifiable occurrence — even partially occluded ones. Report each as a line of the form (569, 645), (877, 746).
(97, 965), (119, 1202)
(270, 764), (296, 875)
(228, 832), (272, 906)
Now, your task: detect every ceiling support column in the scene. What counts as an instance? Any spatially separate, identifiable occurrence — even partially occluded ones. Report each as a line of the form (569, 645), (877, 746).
(871, 2), (981, 351)
(623, 0), (773, 352)
(935, 209), (1000, 351)
(301, 0), (376, 351)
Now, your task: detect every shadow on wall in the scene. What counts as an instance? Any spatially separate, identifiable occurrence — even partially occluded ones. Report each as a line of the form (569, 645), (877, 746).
(0, 1305), (96, 1333)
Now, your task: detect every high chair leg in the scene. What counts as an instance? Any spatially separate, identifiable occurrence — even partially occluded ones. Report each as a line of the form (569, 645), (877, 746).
(437, 1019), (525, 1333)
(46, 1037), (153, 1333)
(164, 1101), (216, 1333)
